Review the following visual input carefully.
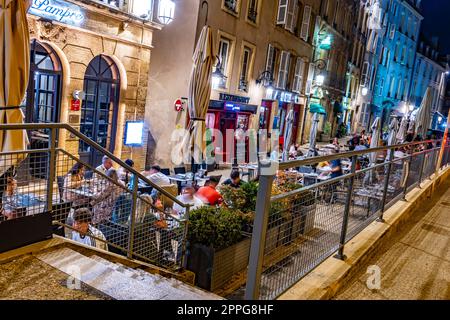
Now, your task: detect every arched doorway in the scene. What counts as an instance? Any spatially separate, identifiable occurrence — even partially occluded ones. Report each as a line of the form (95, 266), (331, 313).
(24, 40), (62, 178)
(79, 55), (120, 167)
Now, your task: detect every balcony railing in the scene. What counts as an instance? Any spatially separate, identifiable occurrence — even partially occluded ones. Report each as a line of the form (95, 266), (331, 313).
(84, 0), (154, 21)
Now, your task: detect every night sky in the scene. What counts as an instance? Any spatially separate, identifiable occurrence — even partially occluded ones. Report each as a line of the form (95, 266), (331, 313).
(421, 0), (450, 54)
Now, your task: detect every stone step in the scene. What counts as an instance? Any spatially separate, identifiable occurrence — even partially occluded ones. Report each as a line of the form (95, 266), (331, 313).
(37, 247), (221, 300)
(90, 256), (143, 280)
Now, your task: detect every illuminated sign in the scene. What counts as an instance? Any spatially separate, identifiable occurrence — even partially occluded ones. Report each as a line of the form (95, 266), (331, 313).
(124, 121), (144, 146)
(29, 0), (85, 26)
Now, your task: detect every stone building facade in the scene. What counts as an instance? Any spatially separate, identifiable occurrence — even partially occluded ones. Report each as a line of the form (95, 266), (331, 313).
(24, 0), (163, 170)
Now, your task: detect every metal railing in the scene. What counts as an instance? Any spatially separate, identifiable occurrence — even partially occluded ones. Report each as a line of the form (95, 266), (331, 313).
(0, 123), (190, 271)
(245, 138), (450, 300)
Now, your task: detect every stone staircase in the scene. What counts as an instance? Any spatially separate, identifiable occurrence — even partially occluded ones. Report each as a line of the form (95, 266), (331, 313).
(37, 247), (221, 300)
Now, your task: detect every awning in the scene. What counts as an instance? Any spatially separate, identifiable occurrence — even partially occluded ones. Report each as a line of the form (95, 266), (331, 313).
(309, 103), (326, 115)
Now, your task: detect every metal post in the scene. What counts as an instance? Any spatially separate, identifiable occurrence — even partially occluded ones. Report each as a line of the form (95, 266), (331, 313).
(379, 149), (394, 222)
(47, 128), (57, 212)
(402, 147), (413, 201)
(127, 176), (139, 259)
(245, 172), (274, 300)
(334, 155), (357, 261)
(181, 204), (190, 270)
(417, 150), (427, 186)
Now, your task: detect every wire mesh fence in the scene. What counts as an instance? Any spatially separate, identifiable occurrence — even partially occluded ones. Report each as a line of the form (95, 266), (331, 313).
(246, 139), (449, 300)
(0, 124), (189, 271)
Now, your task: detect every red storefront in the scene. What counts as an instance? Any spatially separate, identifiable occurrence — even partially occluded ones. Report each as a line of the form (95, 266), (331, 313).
(205, 97), (258, 164)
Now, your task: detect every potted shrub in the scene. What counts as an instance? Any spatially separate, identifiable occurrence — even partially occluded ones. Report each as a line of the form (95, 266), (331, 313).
(321, 121), (332, 142)
(186, 206), (251, 292)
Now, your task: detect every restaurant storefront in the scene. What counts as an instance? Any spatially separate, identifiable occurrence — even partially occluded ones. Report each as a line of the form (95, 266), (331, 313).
(205, 94), (258, 164)
(23, 0), (163, 170)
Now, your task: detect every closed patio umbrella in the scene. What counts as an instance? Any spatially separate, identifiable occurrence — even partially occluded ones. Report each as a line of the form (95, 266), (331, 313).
(413, 87), (433, 139)
(282, 109), (294, 162)
(0, 0), (31, 176)
(396, 116), (409, 144)
(307, 113), (320, 158)
(386, 117), (399, 161)
(181, 25), (215, 170)
(365, 117), (381, 184)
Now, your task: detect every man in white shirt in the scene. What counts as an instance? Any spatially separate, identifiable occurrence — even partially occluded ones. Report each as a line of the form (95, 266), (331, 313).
(93, 156), (114, 191)
(70, 208), (108, 251)
(173, 185), (203, 217)
(145, 165), (171, 187)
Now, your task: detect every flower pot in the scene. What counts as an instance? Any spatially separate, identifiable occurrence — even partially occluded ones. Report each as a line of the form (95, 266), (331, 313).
(320, 134), (331, 143)
(187, 238), (251, 292)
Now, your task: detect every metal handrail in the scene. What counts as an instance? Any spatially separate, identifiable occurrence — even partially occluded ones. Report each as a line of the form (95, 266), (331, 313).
(0, 123), (187, 208)
(276, 139), (442, 170)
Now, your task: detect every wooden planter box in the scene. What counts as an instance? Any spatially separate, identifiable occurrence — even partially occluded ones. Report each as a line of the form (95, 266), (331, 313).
(187, 237), (251, 292)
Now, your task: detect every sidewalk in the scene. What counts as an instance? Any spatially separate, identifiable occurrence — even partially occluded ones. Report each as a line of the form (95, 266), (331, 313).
(334, 176), (450, 300)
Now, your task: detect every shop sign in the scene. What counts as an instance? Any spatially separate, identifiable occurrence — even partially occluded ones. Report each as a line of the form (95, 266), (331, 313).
(29, 0), (85, 26)
(219, 93), (250, 104)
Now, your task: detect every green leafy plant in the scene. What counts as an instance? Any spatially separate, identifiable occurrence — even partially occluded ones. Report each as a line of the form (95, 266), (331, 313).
(187, 206), (244, 251)
(323, 122), (332, 135)
(219, 185), (247, 209)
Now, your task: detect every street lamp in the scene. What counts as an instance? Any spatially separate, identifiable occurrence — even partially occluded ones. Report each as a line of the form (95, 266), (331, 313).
(158, 0), (176, 25)
(316, 74), (325, 86)
(438, 116), (443, 123)
(409, 104), (415, 112)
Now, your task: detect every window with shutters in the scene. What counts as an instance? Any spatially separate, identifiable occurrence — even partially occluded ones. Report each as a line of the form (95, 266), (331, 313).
(239, 45), (254, 92)
(277, 51), (290, 89)
(292, 57), (305, 93)
(333, 0), (340, 28)
(361, 62), (370, 87)
(217, 37), (232, 89)
(285, 0), (299, 33)
(389, 24), (396, 39)
(247, 0), (259, 24)
(265, 44), (277, 85)
(359, 103), (371, 127)
(300, 5), (311, 42)
(277, 0), (289, 25)
(403, 78), (408, 100)
(396, 77), (403, 100)
(388, 76), (395, 97)
(304, 63), (315, 95)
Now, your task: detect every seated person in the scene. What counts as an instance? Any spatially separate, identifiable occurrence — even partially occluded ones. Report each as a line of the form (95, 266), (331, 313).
(69, 208), (108, 251)
(289, 144), (303, 159)
(325, 148), (343, 179)
(223, 170), (244, 188)
(118, 159), (134, 186)
(91, 168), (123, 225)
(354, 140), (368, 151)
(173, 185), (204, 217)
(93, 156), (114, 191)
(144, 165), (171, 187)
(63, 163), (87, 206)
(196, 176), (223, 206)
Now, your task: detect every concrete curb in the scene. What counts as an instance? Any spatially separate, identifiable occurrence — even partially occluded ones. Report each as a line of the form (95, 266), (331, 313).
(278, 166), (450, 300)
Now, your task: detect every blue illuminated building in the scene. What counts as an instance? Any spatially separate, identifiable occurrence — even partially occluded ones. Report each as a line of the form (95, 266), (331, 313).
(372, 0), (423, 126)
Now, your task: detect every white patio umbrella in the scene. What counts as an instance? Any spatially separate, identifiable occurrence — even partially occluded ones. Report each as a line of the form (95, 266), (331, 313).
(181, 25), (215, 169)
(0, 0), (32, 176)
(307, 113), (320, 158)
(282, 109), (294, 162)
(369, 117), (382, 165)
(365, 117), (381, 185)
(386, 117), (399, 161)
(414, 87), (433, 139)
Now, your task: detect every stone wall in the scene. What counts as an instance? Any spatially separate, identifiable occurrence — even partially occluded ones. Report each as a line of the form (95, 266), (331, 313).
(26, 5), (157, 170)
